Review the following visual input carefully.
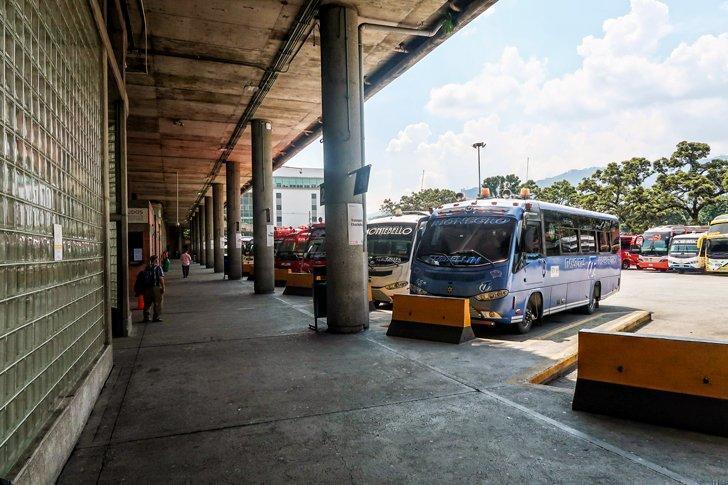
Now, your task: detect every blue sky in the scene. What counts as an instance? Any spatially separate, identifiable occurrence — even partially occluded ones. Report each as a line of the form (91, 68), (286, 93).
(288, 0), (728, 209)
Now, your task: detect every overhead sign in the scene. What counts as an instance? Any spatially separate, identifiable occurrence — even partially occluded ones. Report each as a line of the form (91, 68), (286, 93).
(128, 207), (149, 224)
(352, 165), (371, 196)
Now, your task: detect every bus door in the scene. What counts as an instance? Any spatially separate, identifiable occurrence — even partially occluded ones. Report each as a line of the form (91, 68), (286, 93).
(519, 216), (548, 293)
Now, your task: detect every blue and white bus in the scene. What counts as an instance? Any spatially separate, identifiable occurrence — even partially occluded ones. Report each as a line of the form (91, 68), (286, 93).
(409, 195), (621, 333)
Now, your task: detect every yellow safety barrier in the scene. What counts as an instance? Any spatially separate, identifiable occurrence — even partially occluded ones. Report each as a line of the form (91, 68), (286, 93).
(242, 262), (254, 276)
(282, 272), (313, 296)
(386, 294), (475, 344)
(573, 330), (728, 437)
(274, 268), (290, 287)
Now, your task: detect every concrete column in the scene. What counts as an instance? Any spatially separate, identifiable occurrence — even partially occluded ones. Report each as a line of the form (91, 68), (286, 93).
(205, 195), (214, 268)
(226, 160), (242, 280)
(198, 207), (206, 266)
(251, 119), (274, 294)
(212, 183), (225, 273)
(177, 225), (183, 257)
(191, 215), (197, 260)
(319, 3), (368, 333)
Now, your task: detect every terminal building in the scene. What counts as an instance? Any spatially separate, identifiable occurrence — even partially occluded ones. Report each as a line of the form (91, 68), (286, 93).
(241, 166), (324, 232)
(0, 1), (492, 481)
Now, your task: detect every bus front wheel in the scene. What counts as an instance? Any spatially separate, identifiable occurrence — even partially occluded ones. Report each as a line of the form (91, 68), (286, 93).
(515, 294), (541, 334)
(621, 259), (630, 270)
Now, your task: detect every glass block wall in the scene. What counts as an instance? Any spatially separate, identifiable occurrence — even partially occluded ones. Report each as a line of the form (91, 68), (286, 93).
(0, 0), (106, 475)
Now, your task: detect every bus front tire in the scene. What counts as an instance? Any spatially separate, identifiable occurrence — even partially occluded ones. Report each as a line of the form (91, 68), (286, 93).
(580, 283), (601, 315)
(621, 260), (630, 270)
(515, 294), (541, 334)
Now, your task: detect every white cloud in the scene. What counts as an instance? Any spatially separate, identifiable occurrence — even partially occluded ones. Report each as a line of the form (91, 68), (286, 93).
(383, 0), (728, 193)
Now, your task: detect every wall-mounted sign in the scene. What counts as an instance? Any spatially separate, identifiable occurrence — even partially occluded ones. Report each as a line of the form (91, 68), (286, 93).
(266, 224), (274, 247)
(128, 207), (149, 224)
(53, 224), (63, 261)
(132, 248), (143, 262)
(236, 233), (243, 248)
(347, 203), (364, 246)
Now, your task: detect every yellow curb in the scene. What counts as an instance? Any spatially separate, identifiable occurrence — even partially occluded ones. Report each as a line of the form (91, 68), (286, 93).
(527, 310), (652, 385)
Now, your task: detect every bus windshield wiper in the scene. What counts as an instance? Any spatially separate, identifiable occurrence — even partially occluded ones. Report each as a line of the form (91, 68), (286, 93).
(449, 249), (494, 266)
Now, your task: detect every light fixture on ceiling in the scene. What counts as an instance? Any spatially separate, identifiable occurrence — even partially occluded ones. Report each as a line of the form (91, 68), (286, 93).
(173, 119), (184, 127)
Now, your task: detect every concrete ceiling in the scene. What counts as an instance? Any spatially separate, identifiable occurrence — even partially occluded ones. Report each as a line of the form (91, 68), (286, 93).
(123, 0), (496, 223)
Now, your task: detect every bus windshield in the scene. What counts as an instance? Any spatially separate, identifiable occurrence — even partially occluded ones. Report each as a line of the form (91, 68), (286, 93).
(709, 222), (728, 234)
(707, 239), (728, 258)
(669, 240), (698, 255)
(640, 232), (670, 255)
(306, 237), (326, 260)
(416, 216), (515, 267)
(367, 224), (416, 266)
(277, 239), (299, 259)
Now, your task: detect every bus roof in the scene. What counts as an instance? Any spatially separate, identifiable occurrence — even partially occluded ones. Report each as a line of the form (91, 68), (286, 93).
(710, 213), (728, 225)
(671, 232), (706, 241)
(369, 212), (429, 225)
(435, 198), (618, 222)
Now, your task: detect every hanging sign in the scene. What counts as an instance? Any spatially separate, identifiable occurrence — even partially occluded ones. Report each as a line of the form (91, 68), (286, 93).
(347, 203), (364, 245)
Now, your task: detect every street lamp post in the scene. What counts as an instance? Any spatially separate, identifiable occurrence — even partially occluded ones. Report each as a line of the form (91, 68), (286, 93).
(472, 142), (486, 194)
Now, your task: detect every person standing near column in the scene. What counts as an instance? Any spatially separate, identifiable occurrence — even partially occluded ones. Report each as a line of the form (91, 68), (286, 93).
(180, 247), (192, 278)
(142, 255), (165, 322)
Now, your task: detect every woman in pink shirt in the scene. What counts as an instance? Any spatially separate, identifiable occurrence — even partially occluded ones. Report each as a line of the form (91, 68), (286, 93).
(180, 247), (192, 278)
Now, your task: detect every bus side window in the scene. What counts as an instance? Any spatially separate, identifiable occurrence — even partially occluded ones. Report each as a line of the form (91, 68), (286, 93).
(600, 232), (611, 253)
(560, 227), (579, 254)
(610, 224), (620, 253)
(523, 222), (543, 257)
(545, 220), (560, 256)
(580, 230), (596, 254)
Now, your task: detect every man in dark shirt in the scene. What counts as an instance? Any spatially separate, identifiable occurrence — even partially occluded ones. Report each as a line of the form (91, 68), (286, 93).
(143, 255), (166, 322)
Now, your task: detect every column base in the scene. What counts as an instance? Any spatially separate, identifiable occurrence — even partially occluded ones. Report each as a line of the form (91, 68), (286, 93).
(326, 324), (365, 334)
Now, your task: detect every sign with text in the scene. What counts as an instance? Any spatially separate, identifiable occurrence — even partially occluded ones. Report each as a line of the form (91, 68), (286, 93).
(347, 203), (364, 245)
(266, 224), (274, 247)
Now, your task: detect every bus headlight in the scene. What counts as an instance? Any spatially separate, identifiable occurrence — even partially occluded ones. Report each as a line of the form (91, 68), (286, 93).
(410, 284), (428, 295)
(474, 289), (509, 301)
(385, 281), (408, 290)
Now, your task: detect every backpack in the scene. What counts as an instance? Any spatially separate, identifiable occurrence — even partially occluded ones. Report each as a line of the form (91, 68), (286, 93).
(134, 267), (155, 296)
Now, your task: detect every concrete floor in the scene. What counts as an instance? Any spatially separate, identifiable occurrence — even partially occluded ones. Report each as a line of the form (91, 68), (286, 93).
(59, 262), (728, 484)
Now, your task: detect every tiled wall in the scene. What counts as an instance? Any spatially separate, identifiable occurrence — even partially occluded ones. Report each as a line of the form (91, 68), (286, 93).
(0, 0), (105, 474)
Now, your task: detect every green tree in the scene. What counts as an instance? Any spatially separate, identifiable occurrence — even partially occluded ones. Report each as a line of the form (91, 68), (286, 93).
(535, 180), (579, 205)
(698, 196), (728, 224)
(380, 188), (459, 214)
(482, 174), (522, 197)
(653, 141), (728, 224)
(577, 157), (663, 233)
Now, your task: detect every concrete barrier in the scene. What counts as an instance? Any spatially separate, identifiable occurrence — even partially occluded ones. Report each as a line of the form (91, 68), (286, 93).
(572, 330), (728, 437)
(274, 268), (290, 287)
(283, 272), (313, 296)
(386, 294), (475, 344)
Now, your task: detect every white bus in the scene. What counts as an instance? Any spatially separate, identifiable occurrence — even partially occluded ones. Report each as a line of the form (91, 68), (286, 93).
(668, 233), (705, 273)
(367, 211), (430, 305)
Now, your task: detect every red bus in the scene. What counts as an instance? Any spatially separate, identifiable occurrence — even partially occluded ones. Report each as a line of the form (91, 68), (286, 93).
(300, 223), (326, 273)
(637, 225), (707, 270)
(275, 226), (311, 273)
(619, 234), (642, 269)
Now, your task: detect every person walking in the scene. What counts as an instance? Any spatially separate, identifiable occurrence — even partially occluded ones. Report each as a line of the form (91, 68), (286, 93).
(142, 255), (165, 322)
(180, 247), (192, 278)
(161, 250), (171, 273)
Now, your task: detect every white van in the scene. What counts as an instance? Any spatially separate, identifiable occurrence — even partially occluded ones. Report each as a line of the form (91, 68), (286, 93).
(367, 211), (429, 305)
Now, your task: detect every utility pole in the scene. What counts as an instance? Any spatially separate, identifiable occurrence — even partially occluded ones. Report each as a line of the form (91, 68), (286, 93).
(472, 142), (486, 192)
(420, 169), (425, 191)
(526, 157), (530, 182)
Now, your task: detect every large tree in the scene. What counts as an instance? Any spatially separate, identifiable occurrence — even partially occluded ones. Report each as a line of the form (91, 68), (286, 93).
(577, 157), (664, 233)
(653, 141), (728, 224)
(380, 188), (459, 214)
(535, 180), (579, 206)
(482, 174), (523, 197)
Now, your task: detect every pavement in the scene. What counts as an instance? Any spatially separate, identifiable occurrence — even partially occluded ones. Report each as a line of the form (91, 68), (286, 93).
(58, 262), (728, 484)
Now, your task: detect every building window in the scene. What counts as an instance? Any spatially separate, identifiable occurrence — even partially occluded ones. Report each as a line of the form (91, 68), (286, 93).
(311, 193), (317, 223)
(275, 193), (282, 226)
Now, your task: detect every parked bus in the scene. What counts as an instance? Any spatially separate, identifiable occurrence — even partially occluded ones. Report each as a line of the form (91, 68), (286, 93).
(409, 194), (620, 334)
(619, 235), (642, 269)
(300, 223), (326, 273)
(367, 211), (429, 305)
(704, 233), (728, 273)
(275, 226), (311, 273)
(637, 225), (707, 271)
(708, 213), (728, 234)
(668, 233), (705, 273)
